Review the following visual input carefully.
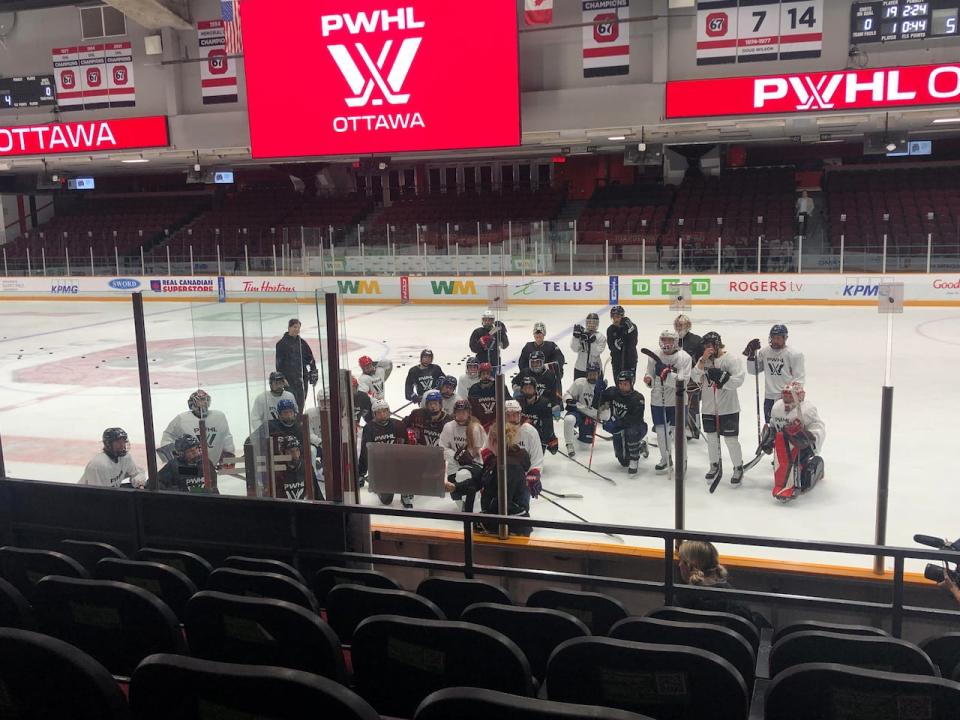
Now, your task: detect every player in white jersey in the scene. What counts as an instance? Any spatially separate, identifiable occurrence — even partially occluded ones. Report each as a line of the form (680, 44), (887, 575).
(458, 356), (481, 399)
(440, 399), (488, 511)
(691, 331), (746, 487)
(495, 399), (544, 474)
(562, 361), (601, 456)
(356, 355), (393, 400)
(644, 329), (692, 472)
(79, 427), (146, 488)
(160, 390), (235, 468)
(570, 312), (606, 378)
(437, 376), (459, 415)
(764, 381), (825, 502)
(745, 324), (805, 424)
(250, 371), (297, 429)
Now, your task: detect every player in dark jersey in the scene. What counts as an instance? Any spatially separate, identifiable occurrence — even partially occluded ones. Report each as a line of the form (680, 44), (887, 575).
(518, 374), (559, 455)
(404, 390), (451, 447)
(596, 370), (648, 475)
(358, 399), (414, 508)
(404, 349), (445, 403)
(468, 362), (498, 430)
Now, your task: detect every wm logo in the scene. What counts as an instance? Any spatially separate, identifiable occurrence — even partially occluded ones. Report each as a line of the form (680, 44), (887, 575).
(337, 280), (381, 295)
(431, 280), (477, 295)
(328, 38), (421, 108)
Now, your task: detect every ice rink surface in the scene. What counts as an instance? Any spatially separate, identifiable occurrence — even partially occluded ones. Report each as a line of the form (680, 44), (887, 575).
(0, 297), (954, 570)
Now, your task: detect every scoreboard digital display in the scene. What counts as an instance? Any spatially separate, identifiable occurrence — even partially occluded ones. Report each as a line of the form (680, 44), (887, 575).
(0, 75), (56, 110)
(851, 1), (960, 43)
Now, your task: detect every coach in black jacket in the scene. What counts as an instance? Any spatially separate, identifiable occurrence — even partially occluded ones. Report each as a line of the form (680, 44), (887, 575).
(275, 318), (317, 411)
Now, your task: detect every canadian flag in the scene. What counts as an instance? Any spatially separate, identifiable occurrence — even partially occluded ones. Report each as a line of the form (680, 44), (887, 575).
(525, 0), (553, 26)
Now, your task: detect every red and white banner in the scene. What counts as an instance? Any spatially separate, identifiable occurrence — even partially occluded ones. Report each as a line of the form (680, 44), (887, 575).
(696, 0), (737, 65)
(779, 0), (822, 60)
(737, 0), (779, 62)
(583, 0), (630, 78)
(525, 0), (553, 25)
(666, 62), (960, 119)
(105, 41), (136, 108)
(78, 44), (108, 110)
(198, 20), (238, 105)
(241, 0), (520, 158)
(51, 46), (82, 111)
(0, 116), (169, 158)
(695, 0), (821, 66)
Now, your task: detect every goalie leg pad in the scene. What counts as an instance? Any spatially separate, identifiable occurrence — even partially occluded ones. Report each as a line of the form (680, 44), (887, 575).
(799, 452), (823, 492)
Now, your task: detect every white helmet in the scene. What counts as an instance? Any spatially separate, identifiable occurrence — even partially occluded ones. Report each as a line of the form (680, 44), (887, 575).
(533, 322), (546, 335)
(372, 399), (390, 414)
(673, 314), (692, 336)
(659, 329), (679, 354)
(482, 310), (496, 321)
(504, 399), (521, 415)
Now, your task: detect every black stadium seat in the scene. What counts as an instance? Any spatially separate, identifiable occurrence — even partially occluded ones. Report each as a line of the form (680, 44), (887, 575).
(415, 687), (656, 720)
(772, 620), (888, 644)
(648, 605), (760, 653)
(351, 615), (533, 716)
(461, 602), (590, 682)
(185, 591), (346, 681)
(326, 584), (445, 643)
(206, 567), (319, 613)
(769, 631), (937, 678)
(136, 548), (212, 588)
(221, 556), (307, 585)
(0, 546), (89, 600)
(60, 540), (128, 572)
(0, 628), (129, 720)
(94, 558), (197, 620)
(920, 633), (960, 680)
(418, 577), (513, 620)
(0, 577), (35, 630)
(130, 654), (379, 720)
(547, 637), (749, 720)
(765, 662), (960, 720)
(32, 575), (186, 677)
(314, 565), (402, 607)
(527, 588), (627, 636)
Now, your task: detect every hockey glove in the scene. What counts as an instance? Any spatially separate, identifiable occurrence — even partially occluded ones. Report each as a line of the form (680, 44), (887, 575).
(785, 419), (815, 450)
(658, 365), (674, 383)
(406, 429), (419, 445)
(743, 338), (761, 359)
(409, 393), (420, 405)
(593, 377), (608, 397)
(526, 468), (542, 499)
(603, 418), (622, 435)
(572, 324), (584, 339)
(480, 447), (496, 467)
(565, 398), (579, 412)
(643, 375), (653, 388)
(480, 334), (494, 349)
(307, 369), (319, 385)
(705, 368), (730, 387)
(454, 447), (475, 467)
(552, 405), (562, 421)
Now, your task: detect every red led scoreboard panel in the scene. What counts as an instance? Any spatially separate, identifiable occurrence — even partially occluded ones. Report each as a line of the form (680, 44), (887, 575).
(241, 0), (521, 158)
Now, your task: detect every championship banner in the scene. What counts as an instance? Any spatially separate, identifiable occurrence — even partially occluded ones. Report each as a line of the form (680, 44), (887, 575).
(78, 44), (108, 110)
(525, 0), (553, 25)
(51, 46), (82, 111)
(105, 41), (136, 108)
(198, 20), (238, 105)
(697, 0), (737, 65)
(582, 0), (630, 78)
(695, 0), (821, 66)
(737, 0), (780, 62)
(779, 0), (823, 60)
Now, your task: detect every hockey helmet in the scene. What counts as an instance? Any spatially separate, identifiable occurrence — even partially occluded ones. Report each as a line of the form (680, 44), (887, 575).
(529, 350), (545, 373)
(504, 399), (522, 417)
(188, 389), (211, 417)
(371, 399), (391, 421)
(609, 304), (625, 318)
(769, 324), (788, 339)
(616, 370), (635, 388)
(782, 381), (805, 409)
(585, 313), (600, 332)
(276, 398), (298, 426)
(478, 362), (493, 377)
(358, 355), (375, 371)
(482, 310), (496, 323)
(423, 389), (443, 409)
(102, 427), (129, 459)
(586, 362), (602, 381)
(533, 322), (546, 336)
(440, 375), (458, 391)
(701, 331), (723, 350)
(420, 349), (434, 363)
(674, 314), (692, 335)
(659, 329), (679, 354)
(453, 399), (471, 415)
(466, 356), (480, 377)
(174, 434), (202, 463)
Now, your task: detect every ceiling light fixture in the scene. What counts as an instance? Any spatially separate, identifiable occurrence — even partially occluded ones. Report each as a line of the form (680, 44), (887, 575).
(607, 135), (626, 141)
(932, 117), (960, 124)
(121, 156), (150, 164)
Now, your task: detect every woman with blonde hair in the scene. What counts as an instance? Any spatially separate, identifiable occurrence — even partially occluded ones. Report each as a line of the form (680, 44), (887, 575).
(676, 540), (769, 628)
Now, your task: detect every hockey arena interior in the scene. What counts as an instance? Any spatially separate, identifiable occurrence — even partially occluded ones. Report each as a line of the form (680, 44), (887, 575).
(3, 0), (960, 718)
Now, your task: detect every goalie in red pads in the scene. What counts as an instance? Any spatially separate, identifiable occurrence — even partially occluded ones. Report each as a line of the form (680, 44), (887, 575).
(762, 381), (826, 502)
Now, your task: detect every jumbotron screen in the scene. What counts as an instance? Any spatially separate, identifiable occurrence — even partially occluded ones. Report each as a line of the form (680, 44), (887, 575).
(241, 0), (521, 158)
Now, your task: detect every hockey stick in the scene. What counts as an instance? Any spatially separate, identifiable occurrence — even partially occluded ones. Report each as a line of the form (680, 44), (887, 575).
(390, 400), (415, 419)
(557, 450), (617, 485)
(708, 382), (724, 494)
(752, 355), (762, 445)
(640, 347), (673, 470)
(588, 355), (611, 471)
(538, 493), (624, 543)
(541, 488), (584, 500)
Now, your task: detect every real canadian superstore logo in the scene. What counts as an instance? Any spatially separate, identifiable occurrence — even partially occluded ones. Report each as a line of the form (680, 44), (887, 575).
(149, 279), (214, 293)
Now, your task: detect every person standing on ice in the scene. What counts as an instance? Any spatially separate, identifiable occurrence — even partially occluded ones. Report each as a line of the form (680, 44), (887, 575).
(644, 329), (692, 473)
(275, 319), (318, 412)
(607, 305), (638, 378)
(744, 324), (805, 425)
(691, 332), (745, 487)
(469, 310), (509, 375)
(570, 312), (605, 380)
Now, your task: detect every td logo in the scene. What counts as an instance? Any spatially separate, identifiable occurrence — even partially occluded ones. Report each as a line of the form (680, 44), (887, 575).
(661, 278), (712, 296)
(631, 279), (651, 296)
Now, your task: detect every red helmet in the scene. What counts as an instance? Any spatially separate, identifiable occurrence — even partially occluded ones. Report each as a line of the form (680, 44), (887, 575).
(479, 362), (493, 376)
(782, 381), (805, 408)
(358, 355), (374, 369)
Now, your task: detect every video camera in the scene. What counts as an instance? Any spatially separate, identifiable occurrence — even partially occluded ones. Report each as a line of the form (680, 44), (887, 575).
(914, 534), (960, 583)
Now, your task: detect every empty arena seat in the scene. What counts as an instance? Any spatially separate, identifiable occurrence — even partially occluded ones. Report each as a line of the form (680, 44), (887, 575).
(136, 548), (212, 588)
(326, 584), (445, 643)
(921, 633), (960, 679)
(0, 628), (129, 720)
(221, 556), (307, 585)
(130, 654), (379, 720)
(314, 565), (402, 607)
(0, 546), (89, 600)
(32, 575), (185, 677)
(527, 588), (628, 636)
(415, 687), (656, 720)
(648, 606), (760, 653)
(462, 602), (590, 682)
(772, 620), (888, 644)
(610, 616), (756, 688)
(0, 577), (35, 630)
(764, 662), (960, 720)
(60, 540), (128, 572)
(351, 615), (533, 716)
(547, 637), (748, 720)
(94, 558), (197, 620)
(184, 591), (345, 681)
(418, 577), (512, 620)
(769, 631), (937, 678)
(206, 567), (319, 613)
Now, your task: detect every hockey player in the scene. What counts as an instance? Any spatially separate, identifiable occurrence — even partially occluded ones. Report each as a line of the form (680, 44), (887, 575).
(273, 435), (323, 501)
(352, 376), (372, 426)
(469, 310), (510, 373)
(562, 361), (602, 456)
(79, 427), (146, 488)
(675, 315), (704, 441)
(468, 362), (498, 430)
(478, 426), (536, 536)
(275, 319), (318, 411)
(148, 435), (216, 493)
(458, 357), (481, 399)
(356, 355), (393, 400)
(763, 381), (825, 502)
(500, 399), (545, 476)
(745, 324), (805, 424)
(570, 312), (606, 380)
(405, 389), (451, 448)
(404, 349), (445, 403)
(607, 305), (638, 378)
(511, 350), (561, 409)
(438, 376), (459, 415)
(440, 400), (487, 512)
(596, 371), (648, 475)
(250, 372), (297, 429)
(517, 374), (559, 455)
(358, 399), (414, 508)
(518, 323), (566, 381)
(161, 390), (235, 469)
(691, 332), (746, 486)
(644, 330), (692, 473)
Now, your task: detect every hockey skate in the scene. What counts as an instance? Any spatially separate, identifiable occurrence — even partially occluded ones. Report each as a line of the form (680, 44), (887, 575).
(639, 440), (649, 458)
(655, 457), (671, 473)
(628, 459), (639, 476)
(730, 465), (744, 487)
(705, 464), (720, 482)
(566, 442), (576, 457)
(401, 494), (414, 509)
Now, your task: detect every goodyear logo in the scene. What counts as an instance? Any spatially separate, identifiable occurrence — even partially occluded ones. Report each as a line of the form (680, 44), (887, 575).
(337, 280), (381, 295)
(430, 280), (477, 295)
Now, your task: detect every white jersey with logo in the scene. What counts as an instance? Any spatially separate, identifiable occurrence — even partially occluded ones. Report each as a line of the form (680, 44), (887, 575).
(79, 452), (146, 488)
(691, 352), (745, 416)
(770, 399), (826, 453)
(569, 331), (606, 372)
(457, 373), (479, 399)
(646, 348), (692, 407)
(439, 419), (488, 474)
(485, 422), (544, 473)
(563, 376), (599, 415)
(357, 359), (393, 400)
(748, 346), (805, 400)
(161, 410), (235, 464)
(250, 389), (296, 429)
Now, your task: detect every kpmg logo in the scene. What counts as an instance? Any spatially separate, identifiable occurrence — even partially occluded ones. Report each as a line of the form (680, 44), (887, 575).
(843, 284), (880, 297)
(109, 278), (140, 290)
(51, 283), (79, 295)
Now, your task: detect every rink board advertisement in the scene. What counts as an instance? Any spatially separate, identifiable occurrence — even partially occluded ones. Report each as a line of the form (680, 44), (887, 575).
(5, 274), (960, 305)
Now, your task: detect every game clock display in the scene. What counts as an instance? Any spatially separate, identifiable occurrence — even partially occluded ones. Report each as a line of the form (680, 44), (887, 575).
(851, 1), (960, 42)
(0, 76), (56, 109)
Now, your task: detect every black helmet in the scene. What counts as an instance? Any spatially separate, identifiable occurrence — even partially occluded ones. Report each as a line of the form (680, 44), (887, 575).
(702, 331), (722, 349)
(102, 427), (128, 459)
(616, 370), (634, 386)
(174, 434), (202, 463)
(610, 305), (625, 317)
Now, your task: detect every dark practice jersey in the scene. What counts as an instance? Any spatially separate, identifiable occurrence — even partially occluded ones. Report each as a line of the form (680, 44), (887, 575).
(358, 418), (407, 476)
(354, 391), (372, 425)
(469, 322), (509, 367)
(518, 340), (565, 375)
(597, 387), (646, 428)
(680, 332), (704, 366)
(607, 317), (639, 372)
(404, 408), (451, 447)
(404, 363), (446, 401)
(149, 461), (216, 493)
(512, 368), (561, 407)
(468, 380), (498, 429)
(269, 433), (320, 500)
(520, 395), (557, 446)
